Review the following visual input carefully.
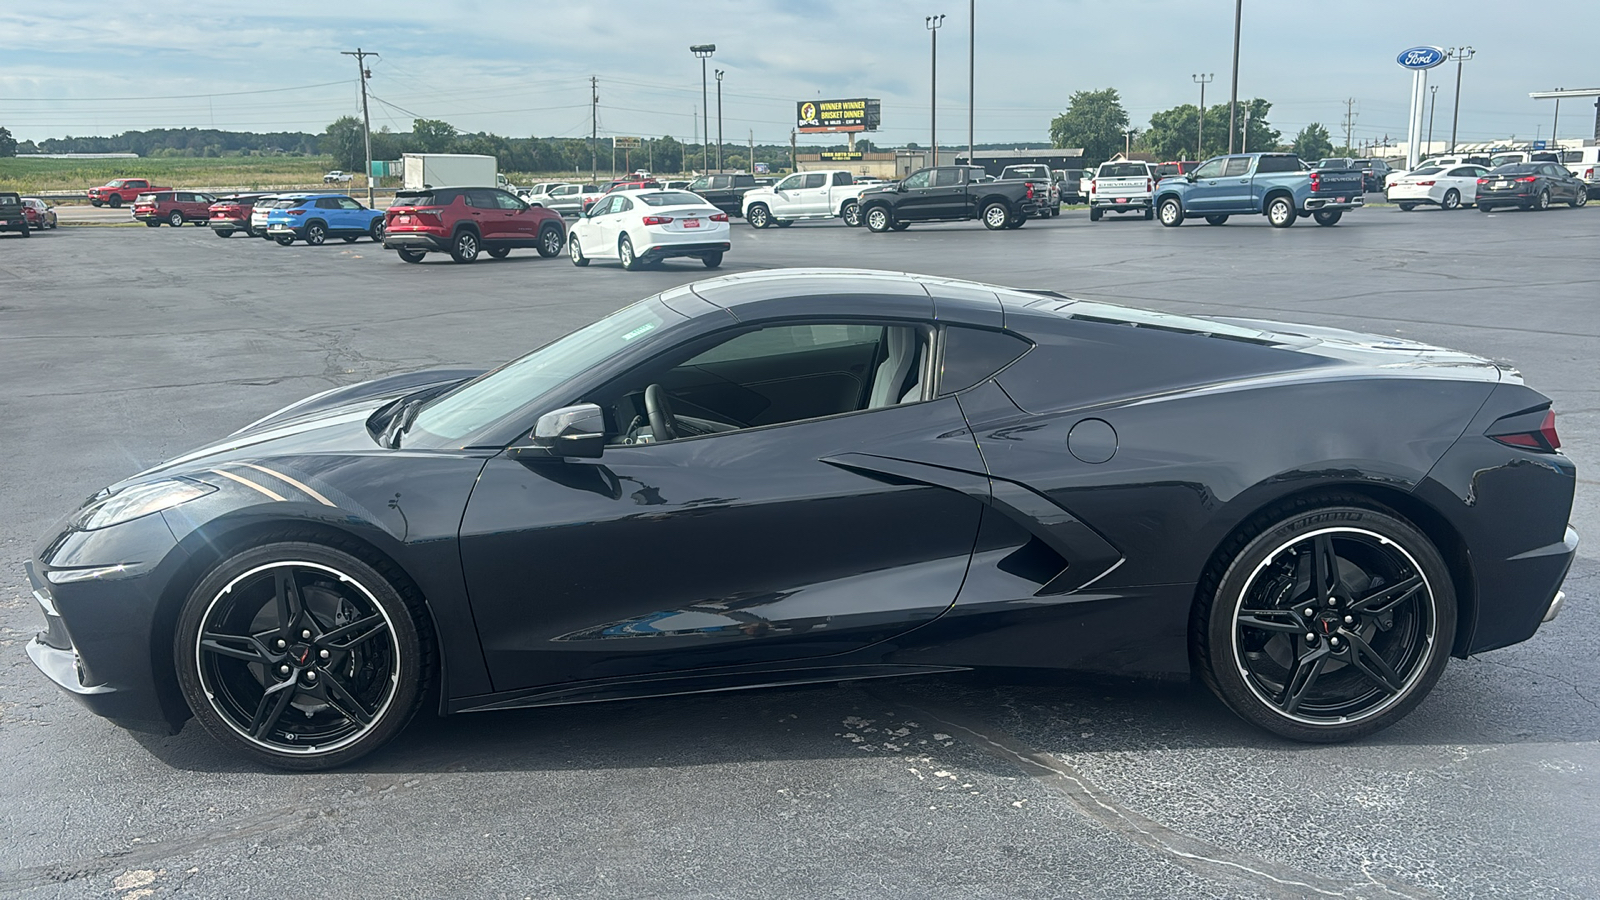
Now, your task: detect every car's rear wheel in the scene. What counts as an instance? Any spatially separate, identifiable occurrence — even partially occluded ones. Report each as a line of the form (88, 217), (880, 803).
(275, 235), (295, 246)
(487, 247), (511, 259)
(1441, 189), (1461, 211)
(1089, 207), (1102, 222)
(305, 222), (327, 246)
(618, 234), (640, 271)
(982, 202), (1010, 230)
(774, 219), (793, 228)
(342, 235), (359, 243)
(174, 541), (431, 770)
(701, 251), (723, 269)
(215, 229), (233, 238)
(747, 204), (771, 229)
(865, 206), (892, 233)
(1205, 214), (1228, 226)
(450, 229), (480, 263)
(1398, 202), (1417, 211)
(1537, 189), (1551, 211)
(1142, 205), (1154, 221)
(1478, 204), (1494, 213)
(569, 235), (589, 266)
(890, 221), (911, 231)
(1267, 195), (1296, 227)
(537, 223), (564, 258)
(397, 248), (426, 263)
(1194, 501), (1454, 743)
(168, 210), (185, 227)
(841, 201), (862, 227)
(1313, 210), (1343, 226)
(146, 220), (162, 228)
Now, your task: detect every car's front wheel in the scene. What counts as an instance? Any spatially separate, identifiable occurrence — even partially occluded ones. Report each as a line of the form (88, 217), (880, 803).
(569, 235), (590, 266)
(175, 542), (430, 770)
(487, 247), (511, 259)
(450, 229), (480, 263)
(747, 204), (771, 229)
(145, 220), (162, 228)
(1571, 189), (1588, 209)
(865, 206), (892, 233)
(537, 223), (564, 258)
(1398, 202), (1417, 212)
(1158, 198), (1184, 227)
(1194, 500), (1455, 743)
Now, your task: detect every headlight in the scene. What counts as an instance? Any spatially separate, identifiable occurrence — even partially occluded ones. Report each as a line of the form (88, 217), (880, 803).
(73, 478), (216, 530)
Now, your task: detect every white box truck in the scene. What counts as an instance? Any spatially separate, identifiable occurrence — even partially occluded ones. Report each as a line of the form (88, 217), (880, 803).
(401, 153), (499, 190)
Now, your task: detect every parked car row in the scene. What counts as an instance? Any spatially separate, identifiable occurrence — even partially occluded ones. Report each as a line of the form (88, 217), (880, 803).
(1, 194), (61, 236)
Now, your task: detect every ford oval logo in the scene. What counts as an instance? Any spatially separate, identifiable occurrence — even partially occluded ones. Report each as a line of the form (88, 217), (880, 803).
(1396, 46), (1446, 70)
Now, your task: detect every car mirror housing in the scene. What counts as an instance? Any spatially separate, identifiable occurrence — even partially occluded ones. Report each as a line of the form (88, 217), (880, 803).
(521, 404), (605, 459)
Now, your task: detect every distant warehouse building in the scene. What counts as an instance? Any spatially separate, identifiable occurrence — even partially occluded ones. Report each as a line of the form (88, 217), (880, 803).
(955, 148), (1085, 177)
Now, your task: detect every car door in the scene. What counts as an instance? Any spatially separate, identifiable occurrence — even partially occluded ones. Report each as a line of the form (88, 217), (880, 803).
(769, 173), (805, 216)
(894, 169), (936, 220)
(792, 172), (830, 215)
(1181, 158), (1230, 212)
(457, 318), (987, 692)
(333, 196), (367, 234)
(1544, 164), (1576, 201)
(1446, 166), (1485, 205)
(491, 190), (534, 241)
(1212, 156), (1256, 211)
(584, 195), (623, 255)
(462, 189), (508, 240)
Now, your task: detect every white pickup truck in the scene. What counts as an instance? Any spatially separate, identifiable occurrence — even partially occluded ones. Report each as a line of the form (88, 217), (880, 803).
(1088, 160), (1155, 221)
(741, 170), (875, 228)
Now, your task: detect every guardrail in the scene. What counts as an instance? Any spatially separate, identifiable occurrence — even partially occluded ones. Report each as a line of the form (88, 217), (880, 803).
(30, 185), (407, 204)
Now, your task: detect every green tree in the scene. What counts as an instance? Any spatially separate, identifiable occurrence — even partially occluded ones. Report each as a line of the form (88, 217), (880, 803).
(1232, 98), (1281, 153)
(411, 118), (457, 153)
(322, 116), (366, 170)
(1049, 88), (1128, 165)
(1143, 105), (1203, 161)
(1292, 123), (1334, 161)
(652, 136), (684, 174)
(0, 126), (17, 157)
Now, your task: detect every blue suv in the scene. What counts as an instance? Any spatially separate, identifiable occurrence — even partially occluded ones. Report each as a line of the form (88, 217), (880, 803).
(264, 193), (385, 246)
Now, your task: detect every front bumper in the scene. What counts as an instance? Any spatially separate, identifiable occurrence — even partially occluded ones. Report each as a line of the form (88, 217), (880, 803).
(383, 232), (452, 251)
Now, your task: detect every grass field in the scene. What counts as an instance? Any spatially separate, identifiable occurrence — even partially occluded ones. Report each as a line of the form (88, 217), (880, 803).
(0, 156), (341, 196)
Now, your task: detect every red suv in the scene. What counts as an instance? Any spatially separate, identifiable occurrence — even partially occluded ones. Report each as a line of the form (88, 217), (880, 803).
(133, 191), (217, 227)
(207, 193), (271, 238)
(383, 187), (567, 264)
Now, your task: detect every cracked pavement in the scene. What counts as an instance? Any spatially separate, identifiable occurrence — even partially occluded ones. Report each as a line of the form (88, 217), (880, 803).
(1, 206), (1595, 898)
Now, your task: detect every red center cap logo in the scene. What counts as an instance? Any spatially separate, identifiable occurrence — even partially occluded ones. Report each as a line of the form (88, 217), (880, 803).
(290, 643), (313, 665)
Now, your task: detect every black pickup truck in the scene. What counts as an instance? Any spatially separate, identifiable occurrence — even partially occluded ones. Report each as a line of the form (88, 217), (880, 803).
(1, 192), (30, 237)
(858, 166), (1040, 232)
(687, 173), (760, 218)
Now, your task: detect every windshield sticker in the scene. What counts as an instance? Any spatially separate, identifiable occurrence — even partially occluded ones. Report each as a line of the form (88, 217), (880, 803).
(623, 322), (657, 341)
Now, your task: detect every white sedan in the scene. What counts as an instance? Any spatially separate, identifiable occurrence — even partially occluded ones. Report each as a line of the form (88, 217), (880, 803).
(568, 189), (730, 271)
(1387, 164), (1490, 211)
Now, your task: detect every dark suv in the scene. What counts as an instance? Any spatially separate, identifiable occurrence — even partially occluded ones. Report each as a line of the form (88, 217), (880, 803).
(132, 191), (217, 227)
(0, 192), (29, 237)
(382, 187), (567, 264)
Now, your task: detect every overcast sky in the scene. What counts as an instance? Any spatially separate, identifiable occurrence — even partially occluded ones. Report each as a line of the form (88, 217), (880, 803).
(2, 1), (1594, 149)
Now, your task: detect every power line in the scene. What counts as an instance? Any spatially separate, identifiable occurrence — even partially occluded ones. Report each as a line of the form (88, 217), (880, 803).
(3, 80), (352, 102)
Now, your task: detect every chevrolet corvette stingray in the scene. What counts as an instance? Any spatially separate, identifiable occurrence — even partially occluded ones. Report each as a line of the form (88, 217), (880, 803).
(26, 269), (1576, 768)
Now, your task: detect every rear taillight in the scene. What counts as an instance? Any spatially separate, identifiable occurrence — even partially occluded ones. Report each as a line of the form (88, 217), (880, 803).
(288, 209), (306, 216)
(710, 213), (729, 222)
(1309, 172), (1321, 191)
(1146, 178), (1153, 192)
(1089, 179), (1097, 194)
(1585, 168), (1594, 179)
(1025, 184), (1034, 200)
(1477, 178), (1489, 185)
(1489, 408), (1561, 452)
(1515, 176), (1537, 183)
(642, 215), (673, 225)
(1416, 181), (1435, 187)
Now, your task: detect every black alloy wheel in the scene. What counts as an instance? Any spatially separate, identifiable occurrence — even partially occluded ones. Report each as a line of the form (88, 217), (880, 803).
(343, 235), (359, 243)
(701, 251), (723, 269)
(450, 229), (480, 263)
(397, 248), (426, 263)
(175, 542), (429, 769)
(982, 202), (1010, 230)
(305, 222), (328, 246)
(618, 234), (640, 271)
(169, 210), (185, 227)
(275, 235), (295, 246)
(1441, 189), (1461, 211)
(487, 247), (512, 259)
(1267, 195), (1296, 228)
(747, 204), (771, 229)
(537, 224), (564, 258)
(108, 196), (122, 208)
(1313, 210), (1343, 226)
(1205, 214), (1229, 226)
(1197, 502), (1454, 743)
(865, 206), (892, 233)
(370, 219), (385, 242)
(841, 201), (862, 227)
(569, 235), (589, 266)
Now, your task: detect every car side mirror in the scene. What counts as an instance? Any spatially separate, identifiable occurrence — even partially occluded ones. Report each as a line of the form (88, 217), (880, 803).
(1186, 173), (1197, 183)
(517, 403), (605, 459)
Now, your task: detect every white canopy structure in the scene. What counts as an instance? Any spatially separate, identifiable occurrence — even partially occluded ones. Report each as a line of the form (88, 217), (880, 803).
(1528, 88), (1600, 142)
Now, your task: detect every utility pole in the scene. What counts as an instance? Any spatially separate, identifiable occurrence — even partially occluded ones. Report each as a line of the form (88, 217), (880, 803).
(715, 70), (725, 171)
(749, 129), (754, 174)
(341, 48), (378, 206)
(1226, 0), (1242, 154)
(1240, 107), (1250, 153)
(927, 14), (945, 166)
(1447, 46), (1474, 154)
(1192, 73), (1213, 158)
(691, 45), (716, 172)
(589, 76), (598, 180)
(1552, 87), (1562, 149)
(1342, 98), (1357, 154)
(1427, 84), (1438, 154)
(790, 129), (797, 173)
(967, 0), (975, 168)
(692, 109), (698, 172)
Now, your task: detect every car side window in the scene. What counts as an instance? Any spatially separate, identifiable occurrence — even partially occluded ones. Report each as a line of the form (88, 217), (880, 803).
(315, 198), (341, 209)
(1193, 159), (1226, 180)
(832, 172), (853, 186)
(339, 198), (365, 210)
(776, 174), (803, 190)
(932, 169), (962, 187)
(493, 191), (525, 210)
(588, 196), (615, 217)
(902, 170), (932, 190)
(1222, 157), (1252, 177)
(615, 197), (634, 213)
(801, 173), (828, 189)
(603, 322), (928, 444)
(938, 327), (1033, 396)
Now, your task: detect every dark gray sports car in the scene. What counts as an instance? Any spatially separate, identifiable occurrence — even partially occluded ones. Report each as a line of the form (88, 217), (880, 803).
(26, 269), (1577, 768)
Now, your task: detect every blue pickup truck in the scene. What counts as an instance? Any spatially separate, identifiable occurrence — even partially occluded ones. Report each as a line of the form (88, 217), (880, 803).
(1153, 152), (1365, 228)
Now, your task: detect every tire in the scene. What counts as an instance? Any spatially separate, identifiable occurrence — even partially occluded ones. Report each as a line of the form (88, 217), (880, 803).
(1006, 215), (1026, 229)
(1478, 204), (1494, 213)
(370, 219), (385, 242)
(215, 230), (233, 238)
(1205, 214), (1229, 226)
(701, 251), (723, 269)
(537, 224), (564, 258)
(865, 206), (892, 233)
(569, 235), (590, 266)
(1313, 210), (1343, 226)
(173, 540), (432, 770)
(487, 247), (511, 259)
(108, 196), (122, 208)
(841, 200), (862, 227)
(1143, 205), (1154, 221)
(774, 219), (793, 228)
(305, 221), (327, 246)
(449, 229), (480, 263)
(168, 210), (184, 227)
(982, 202), (1010, 230)
(1266, 195), (1296, 227)
(1398, 203), (1417, 212)
(747, 204), (771, 229)
(1571, 190), (1588, 209)
(1536, 189), (1550, 211)
(19, 224), (29, 237)
(1194, 500), (1455, 744)
(90, 200), (102, 208)
(343, 235), (359, 243)
(1441, 189), (1461, 211)
(275, 235), (295, 246)
(146, 220), (162, 228)
(890, 221), (911, 231)
(1089, 207), (1102, 222)
(618, 234), (640, 271)
(396, 248), (426, 263)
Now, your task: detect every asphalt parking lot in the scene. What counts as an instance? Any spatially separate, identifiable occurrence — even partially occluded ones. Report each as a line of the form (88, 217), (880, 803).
(2, 204), (1597, 899)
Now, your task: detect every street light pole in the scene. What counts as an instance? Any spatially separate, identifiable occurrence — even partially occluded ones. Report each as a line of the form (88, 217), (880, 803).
(691, 44), (716, 172)
(1427, 84), (1438, 154)
(1552, 87), (1562, 150)
(1192, 73), (1213, 159)
(967, 0), (975, 167)
(1447, 45), (1474, 154)
(715, 69), (725, 171)
(1241, 107), (1250, 153)
(927, 15), (945, 166)
(1226, 0), (1242, 154)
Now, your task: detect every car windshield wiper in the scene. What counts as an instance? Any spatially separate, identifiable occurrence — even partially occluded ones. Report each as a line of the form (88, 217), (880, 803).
(380, 396), (428, 449)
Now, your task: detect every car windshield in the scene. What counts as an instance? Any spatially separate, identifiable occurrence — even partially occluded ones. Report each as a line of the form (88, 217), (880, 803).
(1490, 155), (1524, 168)
(1410, 167), (1444, 176)
(0, 194), (21, 210)
(636, 191), (710, 207)
(408, 300), (675, 445)
(1098, 163), (1147, 177)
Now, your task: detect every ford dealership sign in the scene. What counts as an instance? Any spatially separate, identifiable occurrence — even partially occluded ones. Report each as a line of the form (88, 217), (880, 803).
(1397, 46), (1447, 70)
